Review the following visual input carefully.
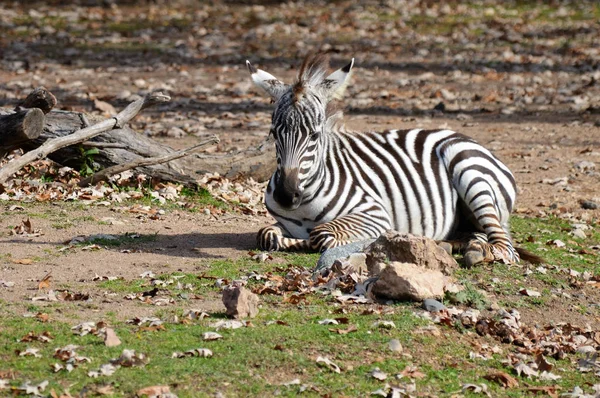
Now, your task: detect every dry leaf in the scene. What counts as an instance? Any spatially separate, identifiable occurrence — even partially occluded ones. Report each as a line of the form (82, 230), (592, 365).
(137, 385), (171, 397)
(36, 312), (50, 322)
(318, 319), (339, 325)
(94, 99), (117, 115)
(202, 332), (223, 341)
(519, 288), (541, 297)
(483, 371), (519, 388)
(535, 353), (553, 372)
(12, 258), (33, 265)
(316, 356), (341, 373)
(399, 365), (426, 380)
(370, 368), (388, 381)
(329, 325), (358, 335)
(38, 272), (52, 290)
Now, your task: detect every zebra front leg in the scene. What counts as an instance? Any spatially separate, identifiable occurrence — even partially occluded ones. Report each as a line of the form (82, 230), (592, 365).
(308, 211), (390, 252)
(257, 223), (310, 252)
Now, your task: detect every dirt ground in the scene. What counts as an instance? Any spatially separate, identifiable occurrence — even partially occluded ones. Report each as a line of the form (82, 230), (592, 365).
(1, 1), (600, 327)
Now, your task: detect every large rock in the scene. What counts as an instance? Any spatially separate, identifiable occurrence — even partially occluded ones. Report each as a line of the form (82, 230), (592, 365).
(222, 285), (259, 319)
(364, 231), (457, 276)
(371, 262), (448, 301)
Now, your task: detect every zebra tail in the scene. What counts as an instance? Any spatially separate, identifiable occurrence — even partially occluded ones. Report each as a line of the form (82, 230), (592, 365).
(516, 247), (545, 264)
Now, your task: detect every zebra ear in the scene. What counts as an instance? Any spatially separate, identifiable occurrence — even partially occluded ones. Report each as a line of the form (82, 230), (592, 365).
(318, 58), (354, 101)
(246, 60), (288, 101)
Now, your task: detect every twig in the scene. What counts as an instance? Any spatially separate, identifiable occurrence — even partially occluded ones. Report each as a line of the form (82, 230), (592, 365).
(0, 92), (170, 186)
(81, 142), (128, 149)
(78, 135), (219, 187)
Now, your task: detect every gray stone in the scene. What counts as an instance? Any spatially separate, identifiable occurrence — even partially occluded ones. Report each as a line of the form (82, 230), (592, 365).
(581, 200), (598, 210)
(422, 298), (446, 312)
(314, 239), (375, 275)
(388, 339), (403, 353)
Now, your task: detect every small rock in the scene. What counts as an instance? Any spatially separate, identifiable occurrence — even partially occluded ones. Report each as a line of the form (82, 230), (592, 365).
(571, 229), (586, 239)
(388, 339), (403, 353)
(104, 328), (121, 347)
(314, 239), (375, 275)
(222, 285), (259, 319)
(433, 102), (445, 112)
(580, 200), (598, 210)
(372, 262), (448, 301)
(165, 127), (186, 138)
(576, 345), (596, 354)
(422, 298), (446, 312)
(574, 160), (595, 171)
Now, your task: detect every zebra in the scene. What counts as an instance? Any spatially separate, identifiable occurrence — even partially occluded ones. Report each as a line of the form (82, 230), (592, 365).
(246, 53), (541, 266)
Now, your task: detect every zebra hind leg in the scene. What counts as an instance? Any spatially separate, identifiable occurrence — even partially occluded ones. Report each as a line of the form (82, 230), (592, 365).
(257, 224), (310, 252)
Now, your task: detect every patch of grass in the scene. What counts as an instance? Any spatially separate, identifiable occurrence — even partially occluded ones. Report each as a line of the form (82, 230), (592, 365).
(445, 280), (489, 310)
(180, 186), (230, 210)
(51, 221), (74, 230)
(86, 233), (158, 247)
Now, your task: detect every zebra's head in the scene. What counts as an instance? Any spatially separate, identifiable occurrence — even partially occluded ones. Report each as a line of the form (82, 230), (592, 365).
(246, 54), (354, 209)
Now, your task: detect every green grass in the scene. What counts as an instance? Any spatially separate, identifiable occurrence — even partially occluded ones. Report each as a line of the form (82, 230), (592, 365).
(1, 214), (598, 396)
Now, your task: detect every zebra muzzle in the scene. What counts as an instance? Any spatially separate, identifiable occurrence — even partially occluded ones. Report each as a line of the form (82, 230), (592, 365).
(273, 167), (303, 209)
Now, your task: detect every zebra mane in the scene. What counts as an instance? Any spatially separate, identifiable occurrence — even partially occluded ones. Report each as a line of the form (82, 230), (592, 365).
(292, 53), (330, 103)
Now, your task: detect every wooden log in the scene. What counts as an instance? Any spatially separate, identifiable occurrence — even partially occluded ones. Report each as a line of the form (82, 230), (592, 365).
(15, 109), (275, 183)
(0, 93), (170, 186)
(15, 86), (57, 114)
(0, 108), (45, 147)
(79, 136), (220, 187)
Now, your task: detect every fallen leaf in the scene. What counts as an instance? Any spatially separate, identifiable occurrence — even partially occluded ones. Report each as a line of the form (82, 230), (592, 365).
(539, 371), (561, 381)
(36, 312), (50, 322)
(329, 325), (358, 335)
(38, 272), (52, 290)
(17, 347), (42, 358)
(462, 383), (490, 396)
(399, 365), (426, 380)
(203, 332), (223, 341)
(94, 99), (116, 115)
(12, 258), (33, 265)
(137, 385), (171, 397)
(370, 368), (387, 381)
(209, 320), (244, 330)
(535, 353), (553, 372)
(316, 356), (341, 373)
(483, 371), (518, 388)
(519, 288), (541, 297)
(514, 361), (539, 378)
(318, 319), (339, 325)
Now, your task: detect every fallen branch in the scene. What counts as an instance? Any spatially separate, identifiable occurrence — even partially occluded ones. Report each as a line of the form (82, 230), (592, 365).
(0, 92), (170, 186)
(79, 135), (220, 187)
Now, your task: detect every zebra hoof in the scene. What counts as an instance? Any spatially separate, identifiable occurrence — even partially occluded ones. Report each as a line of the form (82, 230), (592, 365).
(437, 241), (453, 256)
(464, 250), (484, 267)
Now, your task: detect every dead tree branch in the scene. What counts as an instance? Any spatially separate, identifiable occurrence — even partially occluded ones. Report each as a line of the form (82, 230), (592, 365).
(0, 92), (170, 186)
(79, 135), (220, 187)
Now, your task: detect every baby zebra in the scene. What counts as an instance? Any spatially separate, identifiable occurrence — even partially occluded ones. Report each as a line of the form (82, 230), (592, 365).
(246, 54), (540, 266)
